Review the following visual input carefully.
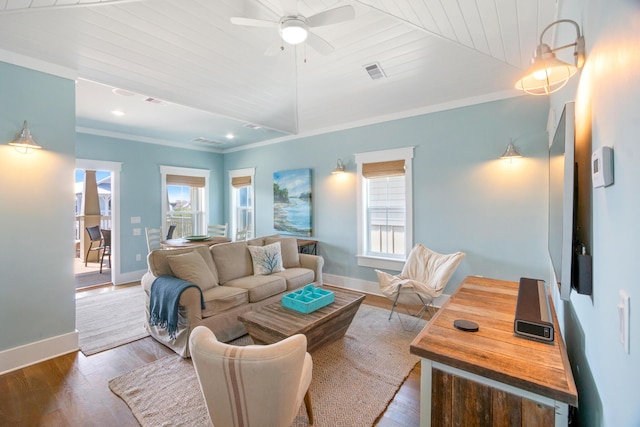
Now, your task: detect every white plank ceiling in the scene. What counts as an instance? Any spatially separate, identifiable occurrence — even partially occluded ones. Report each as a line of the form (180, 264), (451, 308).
(0, 0), (557, 150)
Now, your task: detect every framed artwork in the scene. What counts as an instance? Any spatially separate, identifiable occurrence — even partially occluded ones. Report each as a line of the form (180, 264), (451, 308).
(273, 168), (312, 236)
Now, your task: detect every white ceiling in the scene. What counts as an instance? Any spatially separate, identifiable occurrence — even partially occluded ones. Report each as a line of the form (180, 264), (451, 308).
(0, 0), (558, 151)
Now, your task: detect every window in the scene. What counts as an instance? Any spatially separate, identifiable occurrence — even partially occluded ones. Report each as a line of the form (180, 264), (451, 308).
(355, 147), (414, 270)
(229, 168), (255, 240)
(161, 166), (209, 238)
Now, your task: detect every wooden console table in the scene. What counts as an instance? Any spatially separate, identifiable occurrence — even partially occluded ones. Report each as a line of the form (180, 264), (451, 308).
(410, 276), (577, 427)
(296, 239), (317, 255)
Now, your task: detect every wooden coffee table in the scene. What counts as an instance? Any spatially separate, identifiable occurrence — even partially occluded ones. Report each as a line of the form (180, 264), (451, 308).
(238, 287), (365, 352)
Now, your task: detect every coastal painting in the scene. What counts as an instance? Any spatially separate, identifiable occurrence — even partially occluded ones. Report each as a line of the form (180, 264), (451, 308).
(273, 168), (312, 236)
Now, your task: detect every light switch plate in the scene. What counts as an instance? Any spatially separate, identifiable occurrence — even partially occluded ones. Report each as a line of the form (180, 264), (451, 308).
(131, 216), (141, 224)
(618, 290), (630, 354)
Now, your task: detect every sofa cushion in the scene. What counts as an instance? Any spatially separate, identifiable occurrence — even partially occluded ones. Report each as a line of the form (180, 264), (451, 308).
(166, 251), (218, 291)
(225, 275), (287, 303)
(210, 241), (253, 284)
(201, 286), (248, 317)
(148, 246), (219, 283)
(265, 236), (300, 268)
(271, 267), (315, 291)
(248, 242), (285, 275)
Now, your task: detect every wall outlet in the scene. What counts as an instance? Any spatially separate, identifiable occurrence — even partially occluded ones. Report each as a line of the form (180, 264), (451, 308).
(136, 254), (141, 262)
(133, 228), (141, 236)
(131, 216), (141, 224)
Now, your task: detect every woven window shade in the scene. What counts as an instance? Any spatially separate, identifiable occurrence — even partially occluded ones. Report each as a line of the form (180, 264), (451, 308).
(166, 174), (205, 188)
(231, 176), (252, 188)
(362, 160), (405, 178)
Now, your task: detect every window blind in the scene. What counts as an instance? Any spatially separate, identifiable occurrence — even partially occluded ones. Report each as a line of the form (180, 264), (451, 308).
(166, 174), (205, 188)
(231, 176), (252, 188)
(362, 160), (405, 178)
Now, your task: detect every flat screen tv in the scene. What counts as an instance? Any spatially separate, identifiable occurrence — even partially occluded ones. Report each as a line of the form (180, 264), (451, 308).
(548, 102), (576, 301)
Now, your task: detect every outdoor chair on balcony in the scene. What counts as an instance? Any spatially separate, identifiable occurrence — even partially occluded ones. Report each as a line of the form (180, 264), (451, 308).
(100, 229), (111, 274)
(166, 224), (176, 240)
(207, 223), (228, 237)
(84, 225), (105, 266)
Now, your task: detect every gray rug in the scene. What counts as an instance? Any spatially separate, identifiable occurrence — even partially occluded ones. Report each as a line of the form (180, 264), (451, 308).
(109, 304), (425, 427)
(77, 285), (149, 356)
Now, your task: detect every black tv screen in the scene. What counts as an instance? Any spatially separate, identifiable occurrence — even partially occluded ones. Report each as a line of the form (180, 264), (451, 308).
(548, 102), (576, 301)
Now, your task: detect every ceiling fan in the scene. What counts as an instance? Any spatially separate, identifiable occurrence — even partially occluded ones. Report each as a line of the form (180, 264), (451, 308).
(230, 0), (355, 55)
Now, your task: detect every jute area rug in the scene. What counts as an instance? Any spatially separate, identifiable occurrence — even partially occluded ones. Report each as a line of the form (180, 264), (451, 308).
(77, 285), (149, 356)
(109, 304), (425, 427)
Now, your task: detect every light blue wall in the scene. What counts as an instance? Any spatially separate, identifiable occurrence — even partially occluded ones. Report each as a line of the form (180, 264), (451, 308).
(225, 96), (551, 292)
(0, 61), (76, 351)
(550, 0), (640, 425)
(76, 134), (224, 273)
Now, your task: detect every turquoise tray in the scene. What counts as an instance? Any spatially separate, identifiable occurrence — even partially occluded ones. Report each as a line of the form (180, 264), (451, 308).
(282, 284), (334, 314)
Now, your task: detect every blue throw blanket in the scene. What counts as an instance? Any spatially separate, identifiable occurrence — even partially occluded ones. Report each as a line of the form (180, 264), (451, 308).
(149, 275), (205, 340)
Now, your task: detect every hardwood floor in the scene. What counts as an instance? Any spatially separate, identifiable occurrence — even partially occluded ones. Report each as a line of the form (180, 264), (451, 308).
(0, 286), (425, 427)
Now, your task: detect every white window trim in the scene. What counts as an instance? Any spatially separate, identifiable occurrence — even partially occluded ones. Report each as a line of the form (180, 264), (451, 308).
(228, 167), (255, 240)
(160, 165), (210, 237)
(355, 146), (414, 271)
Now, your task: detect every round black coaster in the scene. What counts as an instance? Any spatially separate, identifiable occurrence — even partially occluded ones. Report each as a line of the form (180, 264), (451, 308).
(454, 319), (479, 332)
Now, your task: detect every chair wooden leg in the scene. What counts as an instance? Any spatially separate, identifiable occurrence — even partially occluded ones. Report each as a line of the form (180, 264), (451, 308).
(304, 389), (314, 425)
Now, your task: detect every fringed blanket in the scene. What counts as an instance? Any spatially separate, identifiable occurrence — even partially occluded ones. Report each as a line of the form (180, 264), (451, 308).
(149, 275), (205, 339)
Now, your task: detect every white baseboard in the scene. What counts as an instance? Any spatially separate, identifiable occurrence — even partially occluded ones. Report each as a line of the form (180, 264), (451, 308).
(0, 331), (79, 375)
(115, 269), (146, 285)
(323, 273), (450, 307)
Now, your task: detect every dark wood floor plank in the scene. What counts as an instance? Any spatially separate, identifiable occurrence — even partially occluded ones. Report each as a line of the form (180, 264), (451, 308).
(1, 285), (422, 427)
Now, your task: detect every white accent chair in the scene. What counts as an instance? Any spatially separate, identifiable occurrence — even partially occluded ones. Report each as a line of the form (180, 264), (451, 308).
(145, 227), (162, 252)
(376, 243), (465, 330)
(189, 326), (314, 427)
(207, 223), (228, 237)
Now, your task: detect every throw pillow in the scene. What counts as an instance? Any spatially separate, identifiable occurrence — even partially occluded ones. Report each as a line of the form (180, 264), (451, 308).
(166, 250), (218, 291)
(247, 241), (285, 276)
(265, 236), (300, 268)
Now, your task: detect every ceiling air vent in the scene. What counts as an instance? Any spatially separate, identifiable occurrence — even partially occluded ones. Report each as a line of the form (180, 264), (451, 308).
(144, 97), (169, 106)
(244, 123), (262, 130)
(364, 62), (386, 80)
(192, 137), (223, 145)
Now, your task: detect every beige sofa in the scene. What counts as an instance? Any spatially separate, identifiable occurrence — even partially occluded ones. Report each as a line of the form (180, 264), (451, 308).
(141, 235), (324, 357)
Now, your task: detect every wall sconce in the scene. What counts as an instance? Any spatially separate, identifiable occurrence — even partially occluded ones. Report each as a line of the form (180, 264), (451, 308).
(515, 19), (585, 95)
(332, 159), (345, 174)
(500, 140), (522, 162)
(8, 120), (42, 154)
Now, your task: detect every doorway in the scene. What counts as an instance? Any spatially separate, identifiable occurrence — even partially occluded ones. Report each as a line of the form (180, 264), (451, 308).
(75, 159), (122, 288)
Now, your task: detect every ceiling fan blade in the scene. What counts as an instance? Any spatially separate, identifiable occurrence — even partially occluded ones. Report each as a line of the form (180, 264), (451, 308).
(306, 32), (334, 55)
(307, 5), (355, 28)
(230, 17), (278, 28)
(279, 0), (298, 16)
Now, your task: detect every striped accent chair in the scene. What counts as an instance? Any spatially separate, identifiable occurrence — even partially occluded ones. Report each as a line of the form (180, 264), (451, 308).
(189, 326), (314, 427)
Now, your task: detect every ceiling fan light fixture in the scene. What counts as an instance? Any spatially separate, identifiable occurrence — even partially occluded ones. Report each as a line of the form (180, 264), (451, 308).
(280, 17), (308, 45)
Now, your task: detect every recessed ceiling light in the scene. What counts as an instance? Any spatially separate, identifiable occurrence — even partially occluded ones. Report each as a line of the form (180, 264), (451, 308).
(112, 88), (135, 97)
(112, 110), (125, 116)
(226, 133), (234, 140)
